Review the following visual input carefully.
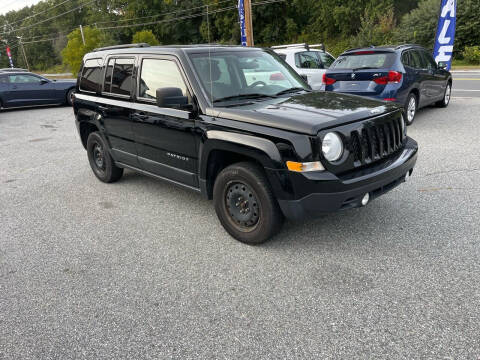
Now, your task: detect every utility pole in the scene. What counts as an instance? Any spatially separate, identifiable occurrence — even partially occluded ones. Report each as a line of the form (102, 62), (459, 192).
(244, 0), (254, 46)
(79, 25), (86, 46)
(17, 37), (29, 71)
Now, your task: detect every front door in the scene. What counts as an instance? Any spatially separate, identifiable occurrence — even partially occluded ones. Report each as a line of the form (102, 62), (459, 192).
(4, 74), (56, 107)
(421, 50), (447, 100)
(132, 56), (198, 188)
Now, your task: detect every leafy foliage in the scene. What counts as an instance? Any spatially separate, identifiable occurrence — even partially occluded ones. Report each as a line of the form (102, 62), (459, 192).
(132, 30), (160, 45)
(61, 27), (109, 75)
(0, 0), (477, 71)
(463, 46), (480, 64)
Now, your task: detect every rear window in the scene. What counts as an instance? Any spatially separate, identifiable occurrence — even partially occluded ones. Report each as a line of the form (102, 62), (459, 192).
(80, 58), (103, 93)
(330, 52), (396, 70)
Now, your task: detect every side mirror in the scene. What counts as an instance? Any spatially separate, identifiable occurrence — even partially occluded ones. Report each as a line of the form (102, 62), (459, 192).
(438, 61), (447, 70)
(156, 87), (188, 109)
(40, 79), (49, 85)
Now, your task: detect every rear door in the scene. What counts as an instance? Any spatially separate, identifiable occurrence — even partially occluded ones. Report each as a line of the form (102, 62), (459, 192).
(97, 57), (140, 167)
(325, 51), (397, 96)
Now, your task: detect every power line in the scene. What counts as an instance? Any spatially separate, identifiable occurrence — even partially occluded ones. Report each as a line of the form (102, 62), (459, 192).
(8, 0), (74, 27)
(0, 0), (96, 35)
(18, 0), (286, 46)
(92, 0), (235, 27)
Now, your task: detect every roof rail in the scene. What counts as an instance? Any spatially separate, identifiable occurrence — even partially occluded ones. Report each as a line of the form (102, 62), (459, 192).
(271, 43), (325, 52)
(394, 43), (423, 50)
(343, 45), (376, 53)
(93, 43), (151, 52)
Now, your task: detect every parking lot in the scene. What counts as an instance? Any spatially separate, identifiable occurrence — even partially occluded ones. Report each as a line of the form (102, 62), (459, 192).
(1, 96), (480, 358)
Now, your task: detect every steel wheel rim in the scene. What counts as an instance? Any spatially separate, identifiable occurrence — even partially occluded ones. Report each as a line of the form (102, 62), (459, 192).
(444, 85), (451, 105)
(407, 97), (416, 122)
(69, 90), (75, 104)
(225, 181), (260, 231)
(93, 143), (105, 170)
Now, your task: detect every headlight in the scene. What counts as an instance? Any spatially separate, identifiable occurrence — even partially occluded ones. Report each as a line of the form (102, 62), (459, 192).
(322, 132), (343, 162)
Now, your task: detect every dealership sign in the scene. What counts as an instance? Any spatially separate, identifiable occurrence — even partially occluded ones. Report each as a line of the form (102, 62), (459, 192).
(238, 0), (247, 46)
(433, 0), (457, 70)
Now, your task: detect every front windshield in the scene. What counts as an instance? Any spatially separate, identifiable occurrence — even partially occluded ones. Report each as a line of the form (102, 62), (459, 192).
(189, 50), (309, 103)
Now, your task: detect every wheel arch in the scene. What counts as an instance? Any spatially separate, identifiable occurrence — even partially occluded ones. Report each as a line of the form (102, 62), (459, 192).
(199, 131), (283, 199)
(79, 121), (100, 149)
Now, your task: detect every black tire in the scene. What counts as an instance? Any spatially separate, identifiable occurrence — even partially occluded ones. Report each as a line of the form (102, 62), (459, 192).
(436, 82), (451, 108)
(404, 92), (418, 126)
(213, 162), (284, 244)
(86, 132), (123, 183)
(66, 88), (75, 106)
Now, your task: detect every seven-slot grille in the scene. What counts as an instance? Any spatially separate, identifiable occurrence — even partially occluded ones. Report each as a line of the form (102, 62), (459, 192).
(350, 115), (404, 165)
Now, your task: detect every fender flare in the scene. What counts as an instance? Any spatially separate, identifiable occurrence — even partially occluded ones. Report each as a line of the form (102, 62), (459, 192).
(199, 130), (283, 180)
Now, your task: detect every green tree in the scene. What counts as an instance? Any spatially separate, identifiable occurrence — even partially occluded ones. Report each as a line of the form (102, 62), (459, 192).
(132, 30), (160, 45)
(61, 27), (111, 75)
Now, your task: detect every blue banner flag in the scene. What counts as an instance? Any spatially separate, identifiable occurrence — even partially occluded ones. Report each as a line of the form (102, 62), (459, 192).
(433, 0), (457, 70)
(238, 0), (247, 46)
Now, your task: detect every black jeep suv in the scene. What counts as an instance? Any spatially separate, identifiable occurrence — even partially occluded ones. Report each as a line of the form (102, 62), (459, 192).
(74, 44), (418, 244)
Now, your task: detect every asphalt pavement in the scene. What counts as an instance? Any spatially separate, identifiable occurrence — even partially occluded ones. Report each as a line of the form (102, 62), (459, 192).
(452, 70), (480, 98)
(1, 99), (480, 359)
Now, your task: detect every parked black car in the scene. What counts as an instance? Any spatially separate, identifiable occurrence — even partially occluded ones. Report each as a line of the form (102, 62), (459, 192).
(74, 44), (418, 244)
(0, 70), (75, 109)
(323, 44), (452, 125)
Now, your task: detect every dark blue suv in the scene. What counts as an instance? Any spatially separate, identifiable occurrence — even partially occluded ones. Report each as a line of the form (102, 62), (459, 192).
(322, 45), (452, 125)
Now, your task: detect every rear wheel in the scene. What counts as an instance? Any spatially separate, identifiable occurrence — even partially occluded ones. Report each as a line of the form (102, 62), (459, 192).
(66, 88), (75, 106)
(86, 132), (123, 183)
(213, 162), (284, 244)
(404, 93), (417, 125)
(436, 83), (451, 108)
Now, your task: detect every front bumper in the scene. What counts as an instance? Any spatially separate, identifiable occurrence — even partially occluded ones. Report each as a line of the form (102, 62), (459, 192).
(276, 137), (418, 220)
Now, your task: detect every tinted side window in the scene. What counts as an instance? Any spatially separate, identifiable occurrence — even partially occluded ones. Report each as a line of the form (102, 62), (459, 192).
(110, 58), (134, 96)
(139, 59), (187, 100)
(80, 58), (103, 92)
(104, 58), (114, 93)
(9, 74), (42, 84)
(0, 76), (9, 84)
(409, 51), (424, 69)
(401, 51), (411, 67)
(422, 51), (437, 70)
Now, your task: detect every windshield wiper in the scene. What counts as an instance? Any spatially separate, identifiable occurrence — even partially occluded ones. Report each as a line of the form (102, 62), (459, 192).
(275, 87), (309, 96)
(213, 93), (275, 103)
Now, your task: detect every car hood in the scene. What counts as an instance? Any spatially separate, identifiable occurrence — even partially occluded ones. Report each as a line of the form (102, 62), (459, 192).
(206, 91), (400, 135)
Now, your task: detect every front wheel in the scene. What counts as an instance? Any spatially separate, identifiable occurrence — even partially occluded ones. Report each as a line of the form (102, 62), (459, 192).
(213, 162), (284, 244)
(436, 83), (451, 108)
(86, 132), (123, 183)
(404, 93), (417, 126)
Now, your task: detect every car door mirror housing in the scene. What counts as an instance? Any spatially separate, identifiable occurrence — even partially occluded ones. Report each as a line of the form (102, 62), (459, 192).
(438, 62), (447, 70)
(156, 87), (189, 109)
(40, 79), (49, 85)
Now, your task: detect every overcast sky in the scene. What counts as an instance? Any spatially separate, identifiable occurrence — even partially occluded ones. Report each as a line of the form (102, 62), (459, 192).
(1, 0), (43, 15)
